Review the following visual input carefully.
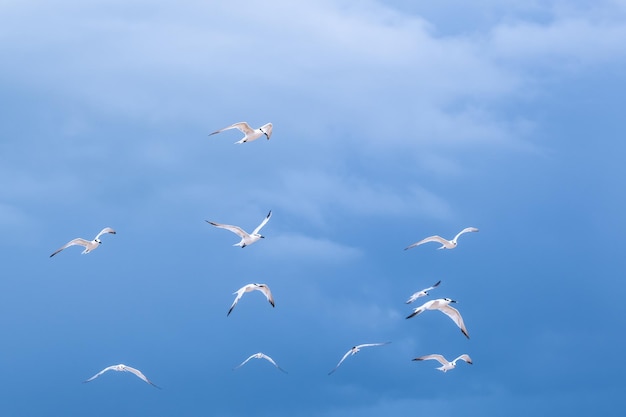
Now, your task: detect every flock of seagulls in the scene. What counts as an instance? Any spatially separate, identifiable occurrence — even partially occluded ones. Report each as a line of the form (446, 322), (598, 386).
(404, 227), (478, 373)
(48, 120), (480, 387)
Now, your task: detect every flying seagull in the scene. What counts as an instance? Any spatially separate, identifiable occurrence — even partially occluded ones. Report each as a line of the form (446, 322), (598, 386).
(328, 342), (390, 375)
(234, 352), (287, 373)
(206, 210), (271, 248)
(406, 298), (470, 339)
(209, 121), (273, 144)
(227, 283), (275, 316)
(50, 227), (116, 257)
(412, 354), (473, 372)
(404, 227), (479, 250)
(83, 364), (160, 388)
(406, 280), (441, 304)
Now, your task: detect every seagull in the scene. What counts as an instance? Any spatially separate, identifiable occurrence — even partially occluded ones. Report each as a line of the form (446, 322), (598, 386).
(206, 210), (271, 248)
(83, 364), (160, 388)
(406, 280), (441, 304)
(227, 283), (275, 316)
(209, 121), (273, 144)
(404, 227), (479, 250)
(328, 342), (390, 375)
(234, 352), (287, 373)
(406, 298), (470, 339)
(412, 354), (472, 372)
(50, 227), (116, 257)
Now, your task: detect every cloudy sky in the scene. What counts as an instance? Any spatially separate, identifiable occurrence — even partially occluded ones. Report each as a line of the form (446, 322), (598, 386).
(1, 0), (625, 416)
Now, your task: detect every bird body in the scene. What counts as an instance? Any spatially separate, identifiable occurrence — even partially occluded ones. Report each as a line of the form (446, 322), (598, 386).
(406, 298), (470, 339)
(405, 227), (478, 250)
(412, 354), (472, 372)
(50, 227), (116, 257)
(209, 121), (273, 144)
(206, 211), (272, 248)
(83, 364), (160, 388)
(228, 283), (275, 316)
(234, 352), (286, 373)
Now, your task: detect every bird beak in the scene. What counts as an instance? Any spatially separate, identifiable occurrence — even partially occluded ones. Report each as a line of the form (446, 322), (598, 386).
(450, 300), (457, 303)
(260, 235), (265, 239)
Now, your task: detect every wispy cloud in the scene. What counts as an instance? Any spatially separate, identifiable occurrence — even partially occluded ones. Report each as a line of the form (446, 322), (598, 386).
(262, 233), (363, 262)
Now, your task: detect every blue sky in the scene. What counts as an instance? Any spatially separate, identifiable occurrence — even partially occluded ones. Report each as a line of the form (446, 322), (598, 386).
(1, 0), (625, 416)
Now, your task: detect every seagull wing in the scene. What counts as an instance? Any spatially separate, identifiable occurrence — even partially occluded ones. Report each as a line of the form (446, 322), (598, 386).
(454, 354), (472, 365)
(412, 354), (448, 365)
(233, 353), (257, 370)
(439, 304), (470, 339)
(252, 210), (272, 235)
(50, 238), (90, 257)
(406, 299), (433, 319)
(328, 349), (353, 375)
(355, 342), (390, 349)
(424, 280), (442, 292)
(206, 220), (249, 239)
(227, 286), (249, 316)
(260, 353), (287, 373)
(453, 227), (479, 242)
(83, 365), (117, 383)
(406, 292), (421, 304)
(255, 284), (275, 307)
(95, 227), (116, 240)
(404, 235), (448, 250)
(123, 365), (161, 389)
(209, 122), (253, 136)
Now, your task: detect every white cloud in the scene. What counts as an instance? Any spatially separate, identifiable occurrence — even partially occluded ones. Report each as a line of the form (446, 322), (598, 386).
(263, 170), (454, 225)
(262, 233), (363, 262)
(489, 17), (626, 69)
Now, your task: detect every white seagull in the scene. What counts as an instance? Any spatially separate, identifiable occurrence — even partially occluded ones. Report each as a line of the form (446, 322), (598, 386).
(406, 298), (470, 339)
(404, 227), (479, 250)
(412, 354), (472, 372)
(227, 283), (275, 316)
(83, 364), (160, 388)
(406, 280), (441, 304)
(209, 121), (273, 144)
(50, 227), (116, 257)
(328, 342), (390, 375)
(234, 352), (287, 373)
(206, 210), (271, 248)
